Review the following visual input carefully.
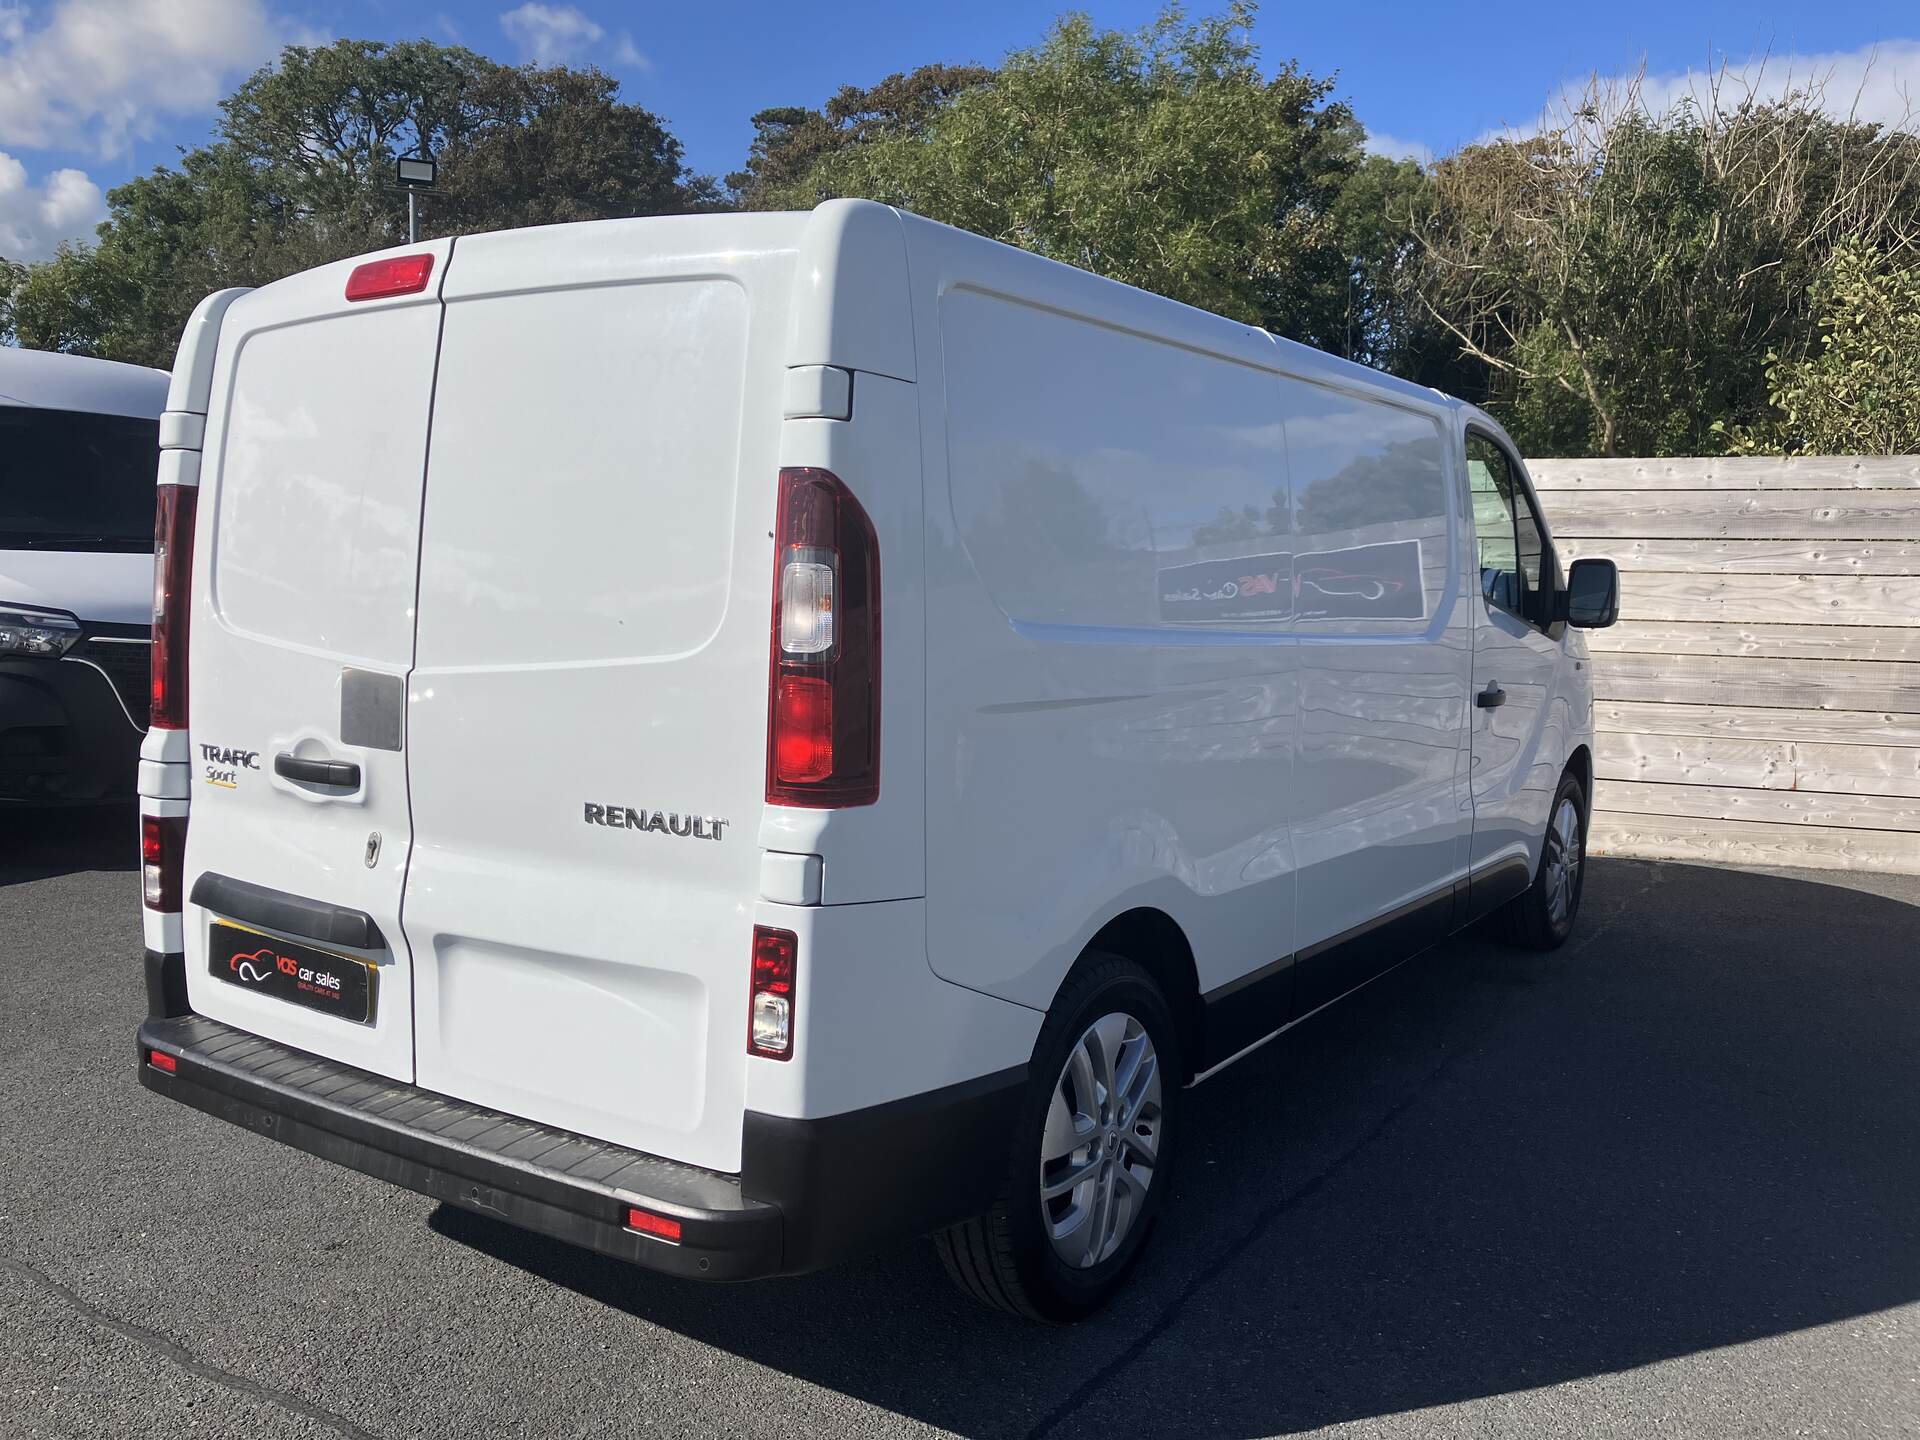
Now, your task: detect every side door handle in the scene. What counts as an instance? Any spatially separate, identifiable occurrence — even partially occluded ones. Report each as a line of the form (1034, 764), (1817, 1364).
(274, 753), (361, 788)
(1476, 682), (1507, 710)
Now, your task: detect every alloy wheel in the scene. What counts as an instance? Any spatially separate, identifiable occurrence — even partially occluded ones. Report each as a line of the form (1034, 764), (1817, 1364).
(1544, 794), (1583, 927)
(1039, 1011), (1164, 1269)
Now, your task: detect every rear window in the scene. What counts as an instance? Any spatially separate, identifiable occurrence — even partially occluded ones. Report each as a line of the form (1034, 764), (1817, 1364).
(0, 404), (159, 553)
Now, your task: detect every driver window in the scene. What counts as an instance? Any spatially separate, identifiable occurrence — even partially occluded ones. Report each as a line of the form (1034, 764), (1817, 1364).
(1466, 433), (1548, 626)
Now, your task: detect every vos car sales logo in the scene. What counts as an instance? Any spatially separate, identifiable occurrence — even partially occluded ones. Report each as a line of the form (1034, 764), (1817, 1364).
(202, 744), (260, 789)
(231, 946), (346, 1001)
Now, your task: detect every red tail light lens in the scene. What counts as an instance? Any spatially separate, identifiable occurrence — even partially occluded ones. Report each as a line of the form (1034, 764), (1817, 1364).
(624, 1207), (683, 1243)
(150, 483), (196, 730)
(771, 675), (833, 783)
(765, 468), (879, 806)
(142, 814), (186, 911)
(345, 253), (435, 301)
(148, 1049), (177, 1074)
(749, 925), (798, 1060)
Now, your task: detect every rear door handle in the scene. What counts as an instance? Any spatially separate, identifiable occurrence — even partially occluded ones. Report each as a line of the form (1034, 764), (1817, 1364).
(190, 872), (385, 949)
(274, 753), (361, 788)
(1476, 683), (1507, 709)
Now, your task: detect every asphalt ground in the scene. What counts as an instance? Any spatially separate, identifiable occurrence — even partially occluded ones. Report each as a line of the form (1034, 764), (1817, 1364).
(4, 805), (1918, 1439)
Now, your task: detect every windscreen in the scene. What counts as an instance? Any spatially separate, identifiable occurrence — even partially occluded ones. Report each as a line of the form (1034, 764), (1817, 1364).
(0, 404), (160, 553)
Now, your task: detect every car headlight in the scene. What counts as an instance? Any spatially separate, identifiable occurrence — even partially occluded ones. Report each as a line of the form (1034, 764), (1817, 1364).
(0, 605), (83, 658)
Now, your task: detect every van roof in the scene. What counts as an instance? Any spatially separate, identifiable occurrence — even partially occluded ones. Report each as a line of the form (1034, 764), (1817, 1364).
(241, 201), (1462, 425)
(888, 203), (1460, 419)
(0, 346), (169, 419)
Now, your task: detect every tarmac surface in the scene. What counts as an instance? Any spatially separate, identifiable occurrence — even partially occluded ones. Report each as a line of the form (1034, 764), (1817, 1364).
(4, 805), (1918, 1438)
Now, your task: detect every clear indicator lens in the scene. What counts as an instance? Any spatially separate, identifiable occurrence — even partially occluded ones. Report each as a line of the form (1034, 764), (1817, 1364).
(780, 557), (835, 656)
(141, 814), (185, 911)
(751, 992), (791, 1053)
(748, 924), (798, 1060)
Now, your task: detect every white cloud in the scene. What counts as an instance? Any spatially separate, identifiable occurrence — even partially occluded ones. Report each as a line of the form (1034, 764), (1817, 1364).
(0, 0), (288, 158)
(0, 149), (105, 260)
(611, 32), (649, 71)
(1363, 131), (1434, 166)
(499, 4), (647, 70)
(500, 3), (601, 64)
(1488, 39), (1920, 144)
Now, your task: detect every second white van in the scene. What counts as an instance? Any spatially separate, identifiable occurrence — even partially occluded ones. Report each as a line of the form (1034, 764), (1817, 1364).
(135, 201), (1619, 1321)
(1, 349), (167, 803)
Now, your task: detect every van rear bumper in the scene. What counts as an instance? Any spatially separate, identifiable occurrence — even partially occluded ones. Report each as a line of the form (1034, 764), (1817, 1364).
(136, 1009), (1026, 1281)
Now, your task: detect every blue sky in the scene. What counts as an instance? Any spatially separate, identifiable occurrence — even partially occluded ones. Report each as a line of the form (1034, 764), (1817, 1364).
(2, 0), (1916, 261)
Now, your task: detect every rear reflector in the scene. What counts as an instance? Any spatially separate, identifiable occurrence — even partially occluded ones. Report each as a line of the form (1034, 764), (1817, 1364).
(345, 253), (435, 302)
(142, 814), (186, 912)
(148, 1049), (177, 1074)
(624, 1207), (683, 1243)
(749, 925), (797, 1060)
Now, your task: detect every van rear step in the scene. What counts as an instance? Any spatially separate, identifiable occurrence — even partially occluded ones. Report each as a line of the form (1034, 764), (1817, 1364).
(136, 1015), (781, 1280)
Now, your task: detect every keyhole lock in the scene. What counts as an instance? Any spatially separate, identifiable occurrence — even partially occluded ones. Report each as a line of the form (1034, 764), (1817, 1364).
(364, 832), (382, 868)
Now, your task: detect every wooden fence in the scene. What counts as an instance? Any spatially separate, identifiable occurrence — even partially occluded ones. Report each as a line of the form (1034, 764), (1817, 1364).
(1530, 456), (1920, 875)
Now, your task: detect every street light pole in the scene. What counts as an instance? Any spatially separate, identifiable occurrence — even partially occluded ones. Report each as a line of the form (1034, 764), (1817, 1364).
(395, 154), (437, 246)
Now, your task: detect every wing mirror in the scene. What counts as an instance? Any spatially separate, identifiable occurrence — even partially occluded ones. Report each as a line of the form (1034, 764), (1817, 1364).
(1562, 557), (1619, 629)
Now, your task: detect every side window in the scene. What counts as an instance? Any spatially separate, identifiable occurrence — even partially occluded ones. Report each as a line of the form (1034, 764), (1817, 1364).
(1466, 432), (1550, 627)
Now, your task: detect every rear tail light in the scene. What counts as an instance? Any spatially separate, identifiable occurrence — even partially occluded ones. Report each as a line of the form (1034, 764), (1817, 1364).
(147, 1049), (177, 1074)
(765, 468), (879, 806)
(142, 814), (186, 911)
(624, 1207), (683, 1244)
(345, 253), (435, 301)
(150, 483), (196, 730)
(749, 925), (797, 1060)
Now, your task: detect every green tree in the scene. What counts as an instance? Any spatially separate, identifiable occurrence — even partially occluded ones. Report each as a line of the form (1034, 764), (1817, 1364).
(1726, 246), (1920, 454)
(435, 64), (712, 229)
(3, 39), (711, 366)
(727, 63), (995, 209)
(1412, 79), (1920, 456)
(741, 5), (1398, 359)
(1328, 150), (1455, 378)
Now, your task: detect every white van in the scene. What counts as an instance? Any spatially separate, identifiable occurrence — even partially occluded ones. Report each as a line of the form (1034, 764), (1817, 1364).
(1, 349), (167, 803)
(135, 202), (1619, 1320)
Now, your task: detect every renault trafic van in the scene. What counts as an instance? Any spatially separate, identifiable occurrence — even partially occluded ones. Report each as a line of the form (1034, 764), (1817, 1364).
(135, 202), (1619, 1321)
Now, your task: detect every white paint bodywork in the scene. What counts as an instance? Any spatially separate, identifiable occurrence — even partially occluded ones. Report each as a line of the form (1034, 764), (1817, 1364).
(0, 548), (153, 627)
(0, 349), (168, 627)
(151, 202), (1593, 1178)
(0, 347), (168, 418)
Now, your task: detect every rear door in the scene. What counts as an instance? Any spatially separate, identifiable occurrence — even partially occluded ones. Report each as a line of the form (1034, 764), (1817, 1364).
(181, 242), (453, 1082)
(400, 222), (787, 1174)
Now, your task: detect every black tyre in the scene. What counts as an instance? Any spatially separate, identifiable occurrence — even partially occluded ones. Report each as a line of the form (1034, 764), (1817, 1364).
(935, 952), (1181, 1322)
(1498, 771), (1588, 950)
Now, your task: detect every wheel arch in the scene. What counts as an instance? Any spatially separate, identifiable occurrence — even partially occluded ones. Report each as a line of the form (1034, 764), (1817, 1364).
(1076, 907), (1202, 1082)
(1565, 742), (1593, 813)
